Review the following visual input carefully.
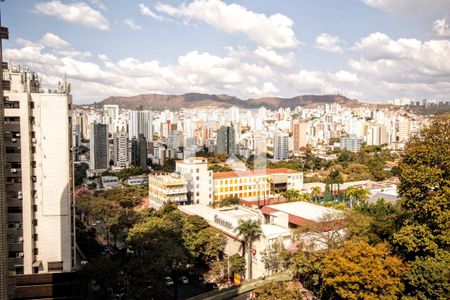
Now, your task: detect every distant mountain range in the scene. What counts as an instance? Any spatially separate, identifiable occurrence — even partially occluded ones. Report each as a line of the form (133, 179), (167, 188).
(99, 93), (358, 110)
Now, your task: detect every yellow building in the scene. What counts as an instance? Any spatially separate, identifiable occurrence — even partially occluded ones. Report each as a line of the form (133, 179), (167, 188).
(213, 170), (270, 202)
(213, 168), (303, 204)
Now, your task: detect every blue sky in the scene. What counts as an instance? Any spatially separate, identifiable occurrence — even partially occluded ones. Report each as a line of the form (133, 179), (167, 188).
(2, 0), (450, 103)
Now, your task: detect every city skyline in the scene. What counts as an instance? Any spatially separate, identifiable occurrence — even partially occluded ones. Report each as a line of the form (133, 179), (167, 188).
(2, 0), (450, 104)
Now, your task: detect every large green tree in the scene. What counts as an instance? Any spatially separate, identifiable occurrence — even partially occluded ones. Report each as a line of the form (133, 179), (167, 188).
(402, 250), (450, 300)
(394, 114), (450, 259)
(261, 240), (289, 274)
(322, 240), (406, 300)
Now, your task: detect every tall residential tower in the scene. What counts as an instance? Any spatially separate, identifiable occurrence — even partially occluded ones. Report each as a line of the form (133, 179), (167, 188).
(3, 64), (75, 275)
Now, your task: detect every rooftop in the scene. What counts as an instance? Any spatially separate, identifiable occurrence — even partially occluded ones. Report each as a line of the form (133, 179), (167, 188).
(179, 204), (289, 239)
(264, 201), (344, 222)
(213, 168), (299, 179)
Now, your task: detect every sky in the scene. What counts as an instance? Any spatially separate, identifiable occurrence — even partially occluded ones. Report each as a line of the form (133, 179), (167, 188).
(2, 0), (450, 104)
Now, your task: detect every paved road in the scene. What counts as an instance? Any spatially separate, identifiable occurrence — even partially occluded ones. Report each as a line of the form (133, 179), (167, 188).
(166, 280), (209, 300)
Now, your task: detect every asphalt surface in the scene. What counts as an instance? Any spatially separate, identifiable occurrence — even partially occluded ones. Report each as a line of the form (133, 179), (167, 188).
(166, 280), (210, 300)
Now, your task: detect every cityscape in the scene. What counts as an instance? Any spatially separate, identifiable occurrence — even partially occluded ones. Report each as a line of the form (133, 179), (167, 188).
(0, 1), (449, 300)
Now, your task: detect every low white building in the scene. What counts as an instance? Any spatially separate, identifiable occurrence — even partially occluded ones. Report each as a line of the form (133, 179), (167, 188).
(101, 176), (120, 189)
(179, 204), (292, 279)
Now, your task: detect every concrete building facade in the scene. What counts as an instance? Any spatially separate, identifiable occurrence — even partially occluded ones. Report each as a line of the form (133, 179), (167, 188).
(176, 157), (213, 205)
(148, 173), (188, 207)
(3, 64), (75, 275)
(273, 132), (289, 160)
(90, 122), (109, 170)
(216, 125), (235, 155)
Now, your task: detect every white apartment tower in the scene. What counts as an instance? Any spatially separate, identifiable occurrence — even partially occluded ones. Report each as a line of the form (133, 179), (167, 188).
(367, 125), (387, 146)
(3, 64), (75, 274)
(273, 132), (289, 161)
(103, 104), (119, 135)
(113, 129), (129, 168)
(176, 157), (213, 205)
(128, 110), (153, 141)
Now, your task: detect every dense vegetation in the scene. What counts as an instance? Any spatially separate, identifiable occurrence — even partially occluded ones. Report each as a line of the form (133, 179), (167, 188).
(75, 187), (240, 299)
(254, 114), (450, 299)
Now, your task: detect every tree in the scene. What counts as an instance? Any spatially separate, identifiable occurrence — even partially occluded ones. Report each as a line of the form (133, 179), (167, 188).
(344, 163), (371, 181)
(74, 162), (89, 186)
(310, 186), (321, 203)
(345, 186), (369, 208)
(261, 240), (289, 274)
(229, 254), (246, 276)
(195, 227), (226, 263)
(394, 115), (450, 259)
(322, 240), (406, 300)
(402, 250), (450, 300)
(207, 260), (227, 284)
(282, 189), (300, 202)
(235, 219), (262, 280)
(355, 200), (405, 244)
(254, 282), (303, 300)
(127, 216), (190, 277)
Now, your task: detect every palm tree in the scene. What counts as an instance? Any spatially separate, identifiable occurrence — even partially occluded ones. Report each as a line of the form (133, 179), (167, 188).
(282, 189), (300, 202)
(311, 186), (321, 203)
(298, 192), (311, 202)
(345, 187), (370, 208)
(235, 219), (262, 280)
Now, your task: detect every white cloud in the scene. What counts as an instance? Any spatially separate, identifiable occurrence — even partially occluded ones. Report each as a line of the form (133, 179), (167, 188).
(432, 18), (450, 37)
(333, 70), (359, 83)
(34, 1), (109, 31)
(4, 38), (283, 103)
(155, 0), (298, 48)
(39, 33), (70, 49)
(361, 0), (450, 17)
(349, 32), (450, 100)
(253, 47), (295, 68)
(286, 70), (335, 94)
(352, 32), (421, 61)
(246, 82), (279, 97)
(138, 3), (165, 21)
(123, 18), (142, 31)
(315, 33), (344, 54)
(90, 0), (106, 11)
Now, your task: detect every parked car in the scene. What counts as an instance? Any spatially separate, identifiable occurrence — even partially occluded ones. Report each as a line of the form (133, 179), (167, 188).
(165, 276), (174, 286)
(178, 276), (189, 284)
(205, 282), (218, 291)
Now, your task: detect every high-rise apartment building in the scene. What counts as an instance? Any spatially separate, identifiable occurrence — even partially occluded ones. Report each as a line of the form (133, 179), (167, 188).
(292, 119), (307, 153)
(367, 125), (387, 146)
(340, 135), (362, 152)
(176, 157), (213, 205)
(0, 19), (9, 298)
(90, 122), (109, 170)
(273, 132), (289, 161)
(3, 64), (75, 275)
(168, 131), (183, 150)
(216, 126), (235, 155)
(103, 104), (119, 123)
(128, 110), (153, 141)
(131, 134), (147, 170)
(113, 129), (129, 168)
